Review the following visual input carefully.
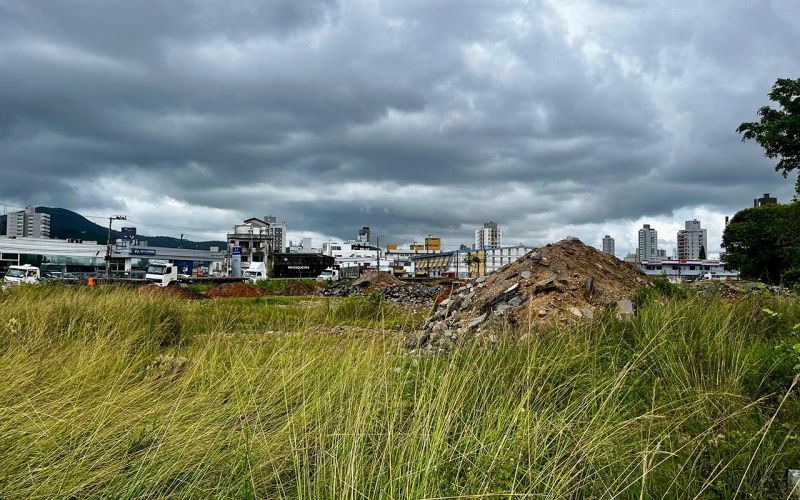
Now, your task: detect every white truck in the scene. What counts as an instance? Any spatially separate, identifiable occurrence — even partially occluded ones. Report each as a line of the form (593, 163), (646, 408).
(316, 267), (338, 281)
(3, 264), (41, 286)
(145, 262), (178, 287)
(242, 262), (268, 283)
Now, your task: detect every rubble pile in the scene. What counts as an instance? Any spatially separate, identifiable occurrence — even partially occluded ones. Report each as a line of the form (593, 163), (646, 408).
(321, 281), (362, 298)
(380, 284), (441, 304)
(407, 238), (648, 353)
(321, 271), (442, 304)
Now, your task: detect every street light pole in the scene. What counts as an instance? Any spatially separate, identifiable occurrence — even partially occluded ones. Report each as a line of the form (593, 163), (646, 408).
(106, 215), (127, 280)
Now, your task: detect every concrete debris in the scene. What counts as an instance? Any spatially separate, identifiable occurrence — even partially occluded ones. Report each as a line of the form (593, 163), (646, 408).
(322, 278), (442, 305)
(616, 299), (634, 316)
(406, 238), (648, 354)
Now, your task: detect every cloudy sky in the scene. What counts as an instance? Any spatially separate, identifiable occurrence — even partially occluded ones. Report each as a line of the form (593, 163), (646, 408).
(1, 0), (798, 256)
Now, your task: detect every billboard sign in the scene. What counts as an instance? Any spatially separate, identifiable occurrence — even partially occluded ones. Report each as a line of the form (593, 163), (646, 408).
(121, 227), (137, 240)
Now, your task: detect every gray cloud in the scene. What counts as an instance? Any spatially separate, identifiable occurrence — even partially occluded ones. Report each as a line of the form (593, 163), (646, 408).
(0, 0), (798, 254)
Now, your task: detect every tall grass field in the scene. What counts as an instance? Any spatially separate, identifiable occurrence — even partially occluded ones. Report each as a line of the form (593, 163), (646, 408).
(1, 284), (799, 498)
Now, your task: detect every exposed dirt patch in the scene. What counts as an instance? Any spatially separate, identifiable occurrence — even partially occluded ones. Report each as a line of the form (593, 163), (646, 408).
(277, 281), (322, 296)
(207, 283), (267, 298)
(351, 271), (402, 288)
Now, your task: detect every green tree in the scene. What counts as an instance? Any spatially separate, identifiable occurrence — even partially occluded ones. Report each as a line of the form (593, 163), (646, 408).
(698, 245), (706, 260)
(737, 78), (800, 192)
(722, 202), (800, 284)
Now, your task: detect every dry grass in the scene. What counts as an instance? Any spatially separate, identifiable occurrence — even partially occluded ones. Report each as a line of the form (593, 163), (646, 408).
(0, 285), (799, 498)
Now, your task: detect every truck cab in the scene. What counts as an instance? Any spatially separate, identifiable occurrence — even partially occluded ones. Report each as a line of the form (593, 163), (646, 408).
(242, 262), (268, 283)
(3, 264), (41, 286)
(145, 262), (178, 287)
(316, 267), (338, 281)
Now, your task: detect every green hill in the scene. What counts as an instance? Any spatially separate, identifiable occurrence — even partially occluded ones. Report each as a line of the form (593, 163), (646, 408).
(1, 207), (226, 250)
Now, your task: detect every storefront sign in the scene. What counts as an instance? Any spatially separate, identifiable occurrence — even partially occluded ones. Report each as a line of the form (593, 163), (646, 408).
(131, 248), (156, 256)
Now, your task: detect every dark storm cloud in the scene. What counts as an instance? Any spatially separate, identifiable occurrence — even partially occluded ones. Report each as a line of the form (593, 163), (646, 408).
(0, 0), (798, 252)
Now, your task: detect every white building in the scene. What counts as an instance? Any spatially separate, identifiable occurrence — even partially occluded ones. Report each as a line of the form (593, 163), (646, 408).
(412, 245), (534, 278)
(640, 259), (738, 283)
(602, 235), (615, 256)
(475, 221), (502, 249)
(638, 224), (658, 262)
(263, 215), (287, 252)
(6, 206), (50, 238)
(0, 236), (224, 278)
(288, 237), (317, 254)
(323, 240), (381, 277)
(677, 219), (708, 260)
(384, 247), (441, 276)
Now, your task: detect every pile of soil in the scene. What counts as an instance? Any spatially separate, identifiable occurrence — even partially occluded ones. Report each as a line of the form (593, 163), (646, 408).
(207, 283), (266, 298)
(351, 271), (402, 288)
(277, 281), (321, 296)
(407, 238), (649, 353)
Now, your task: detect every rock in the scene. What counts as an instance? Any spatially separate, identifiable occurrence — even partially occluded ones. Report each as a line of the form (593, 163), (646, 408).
(476, 276), (487, 284)
(495, 303), (510, 316)
(584, 275), (595, 298)
(461, 298), (472, 310)
(509, 295), (524, 307)
(569, 307), (583, 318)
(534, 277), (558, 294)
(505, 283), (520, 294)
(581, 308), (594, 319)
(467, 313), (487, 329)
(521, 271), (532, 280)
(529, 251), (540, 261)
(537, 309), (547, 317)
(617, 299), (634, 316)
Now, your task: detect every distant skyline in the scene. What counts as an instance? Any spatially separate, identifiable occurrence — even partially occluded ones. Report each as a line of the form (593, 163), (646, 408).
(0, 1), (797, 256)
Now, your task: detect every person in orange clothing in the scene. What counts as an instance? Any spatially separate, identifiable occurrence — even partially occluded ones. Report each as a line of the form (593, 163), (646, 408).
(87, 276), (95, 287)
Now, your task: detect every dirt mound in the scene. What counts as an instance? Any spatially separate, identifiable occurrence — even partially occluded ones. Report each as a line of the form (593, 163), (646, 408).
(207, 283), (266, 298)
(351, 271), (401, 288)
(138, 284), (205, 300)
(277, 281), (321, 296)
(407, 238), (648, 353)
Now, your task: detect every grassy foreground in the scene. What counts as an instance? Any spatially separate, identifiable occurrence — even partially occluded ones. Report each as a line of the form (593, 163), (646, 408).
(1, 286), (800, 498)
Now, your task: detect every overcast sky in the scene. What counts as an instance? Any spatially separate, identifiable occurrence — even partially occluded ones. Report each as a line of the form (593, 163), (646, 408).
(1, 0), (798, 256)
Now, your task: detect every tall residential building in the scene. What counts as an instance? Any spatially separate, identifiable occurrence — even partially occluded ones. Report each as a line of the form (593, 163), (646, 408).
(263, 215), (287, 252)
(475, 221), (502, 249)
(602, 235), (615, 256)
(5, 206), (50, 238)
(754, 193), (777, 207)
(637, 224), (658, 261)
(677, 219), (708, 260)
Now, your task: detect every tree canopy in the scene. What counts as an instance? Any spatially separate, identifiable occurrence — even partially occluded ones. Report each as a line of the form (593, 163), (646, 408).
(737, 78), (800, 191)
(722, 202), (800, 285)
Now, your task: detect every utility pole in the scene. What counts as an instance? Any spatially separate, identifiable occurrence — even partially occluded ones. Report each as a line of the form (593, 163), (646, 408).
(376, 235), (381, 270)
(106, 215), (127, 280)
